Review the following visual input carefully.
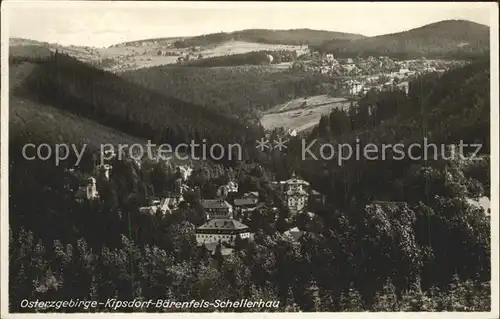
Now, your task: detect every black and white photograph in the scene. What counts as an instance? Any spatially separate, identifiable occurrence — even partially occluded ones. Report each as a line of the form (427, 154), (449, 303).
(1, 1), (498, 316)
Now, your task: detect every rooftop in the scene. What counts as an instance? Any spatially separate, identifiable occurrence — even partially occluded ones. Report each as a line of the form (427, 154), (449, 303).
(197, 218), (249, 231)
(201, 199), (233, 210)
(244, 191), (259, 198)
(234, 198), (259, 207)
(284, 172), (310, 186)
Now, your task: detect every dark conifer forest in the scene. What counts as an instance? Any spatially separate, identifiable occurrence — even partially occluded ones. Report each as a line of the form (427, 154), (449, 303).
(121, 64), (335, 123)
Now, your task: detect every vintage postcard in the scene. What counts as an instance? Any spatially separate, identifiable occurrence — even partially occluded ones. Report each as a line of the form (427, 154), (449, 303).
(1, 1), (498, 318)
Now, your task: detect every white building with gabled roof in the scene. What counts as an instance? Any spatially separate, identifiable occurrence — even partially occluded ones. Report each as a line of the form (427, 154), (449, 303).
(283, 172), (310, 215)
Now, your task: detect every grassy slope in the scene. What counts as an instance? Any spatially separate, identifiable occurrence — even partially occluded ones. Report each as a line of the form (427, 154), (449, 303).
(261, 95), (350, 132)
(9, 61), (198, 166)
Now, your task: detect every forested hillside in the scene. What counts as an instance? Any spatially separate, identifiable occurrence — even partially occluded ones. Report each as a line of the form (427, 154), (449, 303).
(10, 96), (146, 151)
(9, 44), (53, 61)
(313, 20), (489, 59)
(181, 50), (297, 67)
(120, 65), (336, 123)
(11, 52), (263, 161)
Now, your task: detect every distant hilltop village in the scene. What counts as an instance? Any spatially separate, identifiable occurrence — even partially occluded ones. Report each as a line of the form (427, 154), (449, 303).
(70, 150), (325, 256)
(290, 53), (467, 97)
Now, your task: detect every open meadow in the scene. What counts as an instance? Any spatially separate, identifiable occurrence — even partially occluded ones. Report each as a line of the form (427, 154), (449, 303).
(260, 95), (350, 132)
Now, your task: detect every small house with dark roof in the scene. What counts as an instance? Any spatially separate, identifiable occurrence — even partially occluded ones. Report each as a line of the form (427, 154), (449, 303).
(201, 199), (233, 219)
(233, 192), (260, 218)
(234, 191), (259, 205)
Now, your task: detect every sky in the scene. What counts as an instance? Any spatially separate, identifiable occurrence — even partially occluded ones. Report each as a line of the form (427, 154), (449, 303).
(3, 1), (495, 48)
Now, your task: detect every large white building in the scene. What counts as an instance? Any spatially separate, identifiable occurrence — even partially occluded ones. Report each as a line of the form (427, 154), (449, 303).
(196, 199), (251, 246)
(195, 219), (252, 245)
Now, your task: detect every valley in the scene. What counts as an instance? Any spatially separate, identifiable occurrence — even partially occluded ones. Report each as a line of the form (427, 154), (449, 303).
(5, 11), (494, 314)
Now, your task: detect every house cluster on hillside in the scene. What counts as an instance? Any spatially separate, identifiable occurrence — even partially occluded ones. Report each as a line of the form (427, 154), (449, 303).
(193, 172), (326, 254)
(71, 146), (325, 254)
(72, 151), (324, 256)
(341, 72), (412, 97)
(301, 53), (462, 76)
(293, 53), (467, 97)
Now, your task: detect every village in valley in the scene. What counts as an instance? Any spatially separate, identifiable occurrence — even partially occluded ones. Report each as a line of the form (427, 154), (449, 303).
(43, 37), (468, 99)
(259, 53), (469, 134)
(67, 50), (474, 258)
(7, 2), (493, 311)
